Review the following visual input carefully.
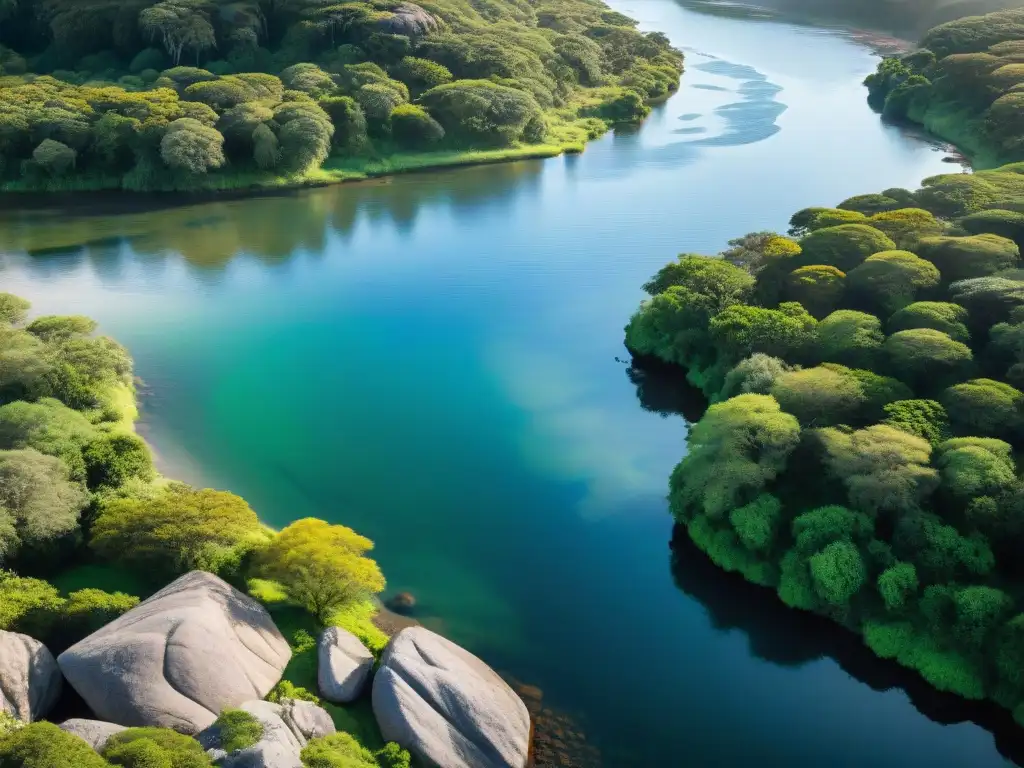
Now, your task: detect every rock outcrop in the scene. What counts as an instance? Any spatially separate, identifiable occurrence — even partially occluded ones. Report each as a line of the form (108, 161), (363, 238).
(0, 630), (61, 722)
(58, 719), (128, 752)
(317, 627), (373, 704)
(199, 698), (336, 768)
(57, 571), (291, 733)
(372, 627), (530, 768)
(377, 3), (438, 37)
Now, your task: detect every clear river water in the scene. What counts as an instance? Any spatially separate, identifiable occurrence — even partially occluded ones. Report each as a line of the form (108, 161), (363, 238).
(0, 1), (1020, 765)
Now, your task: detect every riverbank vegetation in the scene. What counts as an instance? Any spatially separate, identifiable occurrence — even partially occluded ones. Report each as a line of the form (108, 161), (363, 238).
(0, 295), (404, 766)
(865, 8), (1024, 167)
(625, 159), (1024, 723)
(0, 0), (682, 194)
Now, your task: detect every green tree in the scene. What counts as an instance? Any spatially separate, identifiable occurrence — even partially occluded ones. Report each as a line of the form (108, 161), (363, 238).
(888, 301), (970, 343)
(31, 139), (76, 177)
(729, 493), (782, 553)
(0, 294), (29, 326)
(960, 209), (1024, 247)
(710, 302), (817, 363)
(918, 234), (1020, 282)
(419, 79), (542, 146)
(797, 224), (896, 272)
(257, 518), (385, 623)
(877, 561), (918, 612)
(894, 511), (994, 582)
(770, 366), (865, 427)
(140, 0), (216, 67)
(160, 118), (225, 175)
(785, 265), (845, 318)
(83, 433), (155, 489)
(838, 192), (908, 215)
(642, 254), (755, 304)
(882, 399), (951, 445)
(0, 448), (87, 556)
(949, 276), (1024, 331)
(941, 378), (1023, 438)
(935, 436), (1017, 500)
(0, 722), (109, 768)
(818, 424), (938, 516)
(815, 310), (884, 368)
(810, 540), (866, 606)
(668, 394), (800, 522)
(318, 96), (369, 154)
(866, 208), (945, 250)
(883, 328), (973, 391)
(718, 354), (791, 399)
(389, 103), (444, 148)
(791, 505), (874, 555)
(394, 56), (453, 92)
(846, 250), (940, 314)
(252, 124), (279, 170)
(0, 397), (98, 481)
(953, 586), (1014, 650)
(26, 315), (96, 343)
(90, 483), (263, 577)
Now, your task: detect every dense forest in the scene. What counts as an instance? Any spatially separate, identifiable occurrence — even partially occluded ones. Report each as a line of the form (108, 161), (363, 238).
(625, 147), (1024, 718)
(683, 0), (1022, 37)
(0, 0), (682, 192)
(866, 8), (1024, 167)
(0, 296), (406, 766)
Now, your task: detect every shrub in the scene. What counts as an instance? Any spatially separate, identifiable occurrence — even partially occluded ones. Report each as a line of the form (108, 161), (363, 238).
(0, 448), (88, 556)
(83, 433), (154, 489)
(300, 732), (378, 768)
(846, 250), (940, 313)
(770, 366), (865, 426)
(810, 540), (866, 606)
(917, 234), (1020, 282)
(32, 139), (76, 177)
(0, 722), (109, 768)
(729, 493), (782, 552)
(878, 562), (918, 612)
(784, 265), (845, 318)
(882, 399), (951, 445)
(887, 301), (969, 342)
(389, 104), (444, 148)
(102, 727), (211, 768)
(797, 224), (896, 272)
(419, 80), (543, 146)
(90, 483), (263, 578)
(940, 378), (1023, 438)
(867, 208), (945, 250)
(883, 328), (973, 391)
(213, 709), (264, 753)
(0, 294), (30, 326)
(815, 310), (884, 368)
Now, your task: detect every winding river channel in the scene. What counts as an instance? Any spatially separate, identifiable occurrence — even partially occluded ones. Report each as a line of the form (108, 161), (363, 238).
(1, 1), (1019, 765)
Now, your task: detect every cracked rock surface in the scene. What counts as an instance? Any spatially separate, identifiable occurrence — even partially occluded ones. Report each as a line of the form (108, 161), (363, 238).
(57, 571), (291, 733)
(0, 630), (61, 722)
(372, 627), (529, 768)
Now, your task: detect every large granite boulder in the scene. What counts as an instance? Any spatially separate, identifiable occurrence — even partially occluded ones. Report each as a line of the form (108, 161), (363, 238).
(0, 630), (61, 722)
(377, 3), (438, 37)
(372, 627), (530, 768)
(58, 719), (128, 752)
(57, 571), (291, 734)
(199, 699), (335, 768)
(317, 627), (373, 703)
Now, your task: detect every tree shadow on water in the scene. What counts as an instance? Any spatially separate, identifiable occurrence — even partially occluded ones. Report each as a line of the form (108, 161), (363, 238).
(626, 354), (707, 423)
(669, 530), (1024, 765)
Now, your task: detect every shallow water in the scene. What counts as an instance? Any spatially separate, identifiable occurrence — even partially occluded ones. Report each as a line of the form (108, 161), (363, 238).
(0, 1), (1016, 765)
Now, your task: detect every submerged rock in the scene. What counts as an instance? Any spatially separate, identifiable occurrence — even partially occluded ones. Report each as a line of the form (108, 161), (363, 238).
(0, 630), (61, 722)
(386, 592), (416, 613)
(58, 571), (291, 733)
(317, 627), (373, 704)
(372, 627), (530, 768)
(58, 719), (128, 752)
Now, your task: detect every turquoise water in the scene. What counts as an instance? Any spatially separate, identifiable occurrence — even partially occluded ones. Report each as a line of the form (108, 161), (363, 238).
(0, 2), (1017, 765)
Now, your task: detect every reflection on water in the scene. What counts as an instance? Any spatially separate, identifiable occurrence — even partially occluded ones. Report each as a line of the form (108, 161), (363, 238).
(0, 162), (544, 271)
(670, 533), (1024, 765)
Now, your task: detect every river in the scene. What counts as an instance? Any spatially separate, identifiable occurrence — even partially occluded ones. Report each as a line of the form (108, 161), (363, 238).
(0, 1), (1017, 765)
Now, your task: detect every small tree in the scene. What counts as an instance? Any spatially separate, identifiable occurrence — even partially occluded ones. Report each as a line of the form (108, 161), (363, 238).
(390, 104), (444, 148)
(252, 124), (279, 170)
(160, 118), (225, 175)
(0, 293), (30, 326)
(846, 250), (940, 313)
(257, 518), (385, 623)
(785, 265), (845, 318)
(32, 139), (76, 178)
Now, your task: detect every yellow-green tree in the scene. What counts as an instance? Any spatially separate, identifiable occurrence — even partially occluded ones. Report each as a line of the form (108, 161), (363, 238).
(257, 518), (385, 623)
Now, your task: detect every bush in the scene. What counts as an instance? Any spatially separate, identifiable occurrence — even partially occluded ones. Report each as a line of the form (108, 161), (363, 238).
(785, 265), (845, 318)
(882, 399), (951, 445)
(810, 540), (866, 606)
(389, 104), (444, 148)
(729, 493), (782, 552)
(83, 433), (154, 489)
(0, 294), (30, 326)
(878, 562), (918, 612)
(32, 139), (76, 177)
(887, 301), (969, 342)
(0, 448), (88, 557)
(941, 378), (1023, 438)
(815, 310), (884, 368)
(213, 709), (264, 753)
(846, 250), (940, 313)
(300, 732), (378, 768)
(419, 80), (543, 146)
(91, 483), (263, 578)
(883, 329), (973, 391)
(797, 224), (896, 272)
(770, 366), (865, 426)
(917, 234), (1020, 283)
(0, 722), (109, 768)
(102, 727), (211, 768)
(867, 208), (945, 250)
